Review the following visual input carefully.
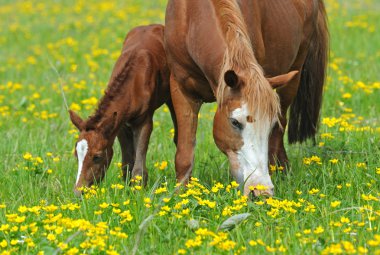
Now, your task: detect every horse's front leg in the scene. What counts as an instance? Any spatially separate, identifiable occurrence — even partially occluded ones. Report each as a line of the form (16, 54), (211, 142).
(170, 75), (202, 184)
(131, 118), (153, 186)
(269, 71), (302, 171)
(117, 124), (135, 181)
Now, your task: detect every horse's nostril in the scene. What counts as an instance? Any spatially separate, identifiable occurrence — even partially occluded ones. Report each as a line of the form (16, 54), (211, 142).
(252, 188), (274, 198)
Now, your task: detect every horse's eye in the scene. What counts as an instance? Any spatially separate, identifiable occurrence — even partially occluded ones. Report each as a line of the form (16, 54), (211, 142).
(230, 118), (243, 130)
(93, 155), (103, 163)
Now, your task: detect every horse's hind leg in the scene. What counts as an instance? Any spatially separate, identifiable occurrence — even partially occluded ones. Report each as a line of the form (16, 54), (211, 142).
(166, 99), (178, 146)
(131, 117), (153, 186)
(117, 124), (135, 181)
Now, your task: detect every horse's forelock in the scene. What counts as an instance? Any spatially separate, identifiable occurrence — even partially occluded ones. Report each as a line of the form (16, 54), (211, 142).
(212, 0), (280, 123)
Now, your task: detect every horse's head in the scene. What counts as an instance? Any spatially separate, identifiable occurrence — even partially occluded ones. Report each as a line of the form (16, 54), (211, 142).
(213, 69), (297, 197)
(69, 110), (118, 196)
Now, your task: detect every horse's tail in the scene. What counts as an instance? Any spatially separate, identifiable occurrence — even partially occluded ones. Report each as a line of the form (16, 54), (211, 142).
(288, 0), (329, 144)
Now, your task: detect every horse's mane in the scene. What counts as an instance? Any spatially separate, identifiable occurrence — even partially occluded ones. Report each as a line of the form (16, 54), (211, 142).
(211, 0), (280, 122)
(85, 52), (136, 130)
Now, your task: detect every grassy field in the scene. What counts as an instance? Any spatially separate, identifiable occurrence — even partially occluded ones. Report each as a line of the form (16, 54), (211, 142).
(0, 0), (379, 254)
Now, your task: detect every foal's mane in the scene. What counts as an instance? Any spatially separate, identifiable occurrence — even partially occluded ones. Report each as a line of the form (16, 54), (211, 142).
(211, 0), (280, 121)
(85, 52), (136, 130)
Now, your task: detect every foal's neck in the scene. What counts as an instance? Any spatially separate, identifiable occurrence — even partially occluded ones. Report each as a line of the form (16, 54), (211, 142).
(88, 54), (142, 133)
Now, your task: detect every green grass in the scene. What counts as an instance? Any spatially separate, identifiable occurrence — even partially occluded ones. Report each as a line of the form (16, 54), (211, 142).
(0, 0), (379, 254)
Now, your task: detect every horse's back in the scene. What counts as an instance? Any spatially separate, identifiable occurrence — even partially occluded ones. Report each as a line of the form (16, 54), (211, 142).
(121, 25), (167, 69)
(165, 0), (320, 88)
(239, 0), (319, 75)
(109, 24), (171, 113)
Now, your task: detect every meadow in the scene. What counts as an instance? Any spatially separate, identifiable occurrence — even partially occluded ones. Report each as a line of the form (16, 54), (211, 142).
(0, 0), (379, 254)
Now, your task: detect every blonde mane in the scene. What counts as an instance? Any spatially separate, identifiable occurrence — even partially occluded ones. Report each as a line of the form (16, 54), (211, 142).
(211, 0), (280, 121)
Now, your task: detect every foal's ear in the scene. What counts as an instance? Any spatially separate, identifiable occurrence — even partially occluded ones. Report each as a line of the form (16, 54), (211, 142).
(267, 70), (299, 89)
(102, 112), (118, 138)
(69, 110), (85, 130)
(224, 70), (241, 89)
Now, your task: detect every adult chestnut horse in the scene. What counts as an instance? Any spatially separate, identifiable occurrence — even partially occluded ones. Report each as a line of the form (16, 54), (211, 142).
(165, 0), (328, 196)
(69, 25), (176, 196)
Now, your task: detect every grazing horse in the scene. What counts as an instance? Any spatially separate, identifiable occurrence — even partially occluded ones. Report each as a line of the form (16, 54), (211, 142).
(165, 0), (328, 196)
(69, 24), (176, 196)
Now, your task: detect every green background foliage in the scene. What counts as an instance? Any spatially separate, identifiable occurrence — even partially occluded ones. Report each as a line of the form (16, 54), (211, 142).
(0, 0), (379, 254)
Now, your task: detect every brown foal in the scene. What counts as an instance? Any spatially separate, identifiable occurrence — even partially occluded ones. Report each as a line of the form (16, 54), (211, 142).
(165, 0), (328, 196)
(69, 25), (176, 196)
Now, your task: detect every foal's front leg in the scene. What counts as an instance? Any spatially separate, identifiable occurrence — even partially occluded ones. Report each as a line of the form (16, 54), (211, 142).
(170, 75), (202, 184)
(131, 118), (153, 186)
(117, 124), (135, 181)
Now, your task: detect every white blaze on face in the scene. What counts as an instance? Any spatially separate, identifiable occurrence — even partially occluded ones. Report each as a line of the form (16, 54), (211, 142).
(231, 104), (274, 194)
(76, 139), (88, 186)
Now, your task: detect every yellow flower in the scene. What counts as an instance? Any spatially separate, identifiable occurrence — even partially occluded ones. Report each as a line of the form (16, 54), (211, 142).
(249, 184), (268, 191)
(342, 93), (352, 99)
(162, 197), (171, 203)
(47, 233), (56, 241)
(321, 133), (335, 139)
(0, 239), (7, 248)
(154, 187), (167, 194)
(66, 247), (79, 255)
(185, 236), (202, 248)
(99, 202), (109, 209)
(119, 210), (133, 222)
(111, 184), (124, 190)
(266, 246), (276, 252)
(112, 208), (121, 214)
(181, 208), (190, 215)
(303, 229), (311, 234)
(308, 188), (320, 195)
(178, 249), (186, 254)
(249, 240), (257, 246)
(70, 64), (78, 72)
(23, 152), (33, 160)
(254, 201), (264, 205)
(356, 162), (366, 169)
(155, 161), (168, 170)
(330, 201), (341, 208)
(314, 226), (324, 234)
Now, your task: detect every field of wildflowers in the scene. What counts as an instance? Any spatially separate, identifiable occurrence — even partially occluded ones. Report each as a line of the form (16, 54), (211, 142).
(0, 0), (379, 254)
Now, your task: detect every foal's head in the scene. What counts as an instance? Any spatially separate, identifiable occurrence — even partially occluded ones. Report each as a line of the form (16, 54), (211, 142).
(69, 110), (118, 196)
(213, 69), (297, 197)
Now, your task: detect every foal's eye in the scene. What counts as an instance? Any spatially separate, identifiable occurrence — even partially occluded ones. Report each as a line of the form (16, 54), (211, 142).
(230, 118), (243, 130)
(93, 155), (103, 163)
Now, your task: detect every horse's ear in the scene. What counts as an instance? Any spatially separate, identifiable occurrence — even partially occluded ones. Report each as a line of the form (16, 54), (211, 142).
(102, 112), (118, 138)
(224, 70), (241, 89)
(267, 70), (299, 89)
(69, 110), (85, 130)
